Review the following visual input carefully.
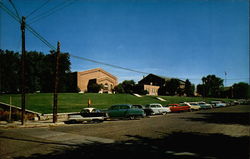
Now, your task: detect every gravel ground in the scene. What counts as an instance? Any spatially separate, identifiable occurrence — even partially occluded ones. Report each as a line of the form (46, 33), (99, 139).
(0, 105), (249, 159)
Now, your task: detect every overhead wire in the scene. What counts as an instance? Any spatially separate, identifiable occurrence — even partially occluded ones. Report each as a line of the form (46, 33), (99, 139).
(28, 0), (76, 25)
(26, 0), (51, 19)
(1, 1), (249, 83)
(26, 23), (56, 50)
(0, 1), (56, 51)
(0, 1), (21, 23)
(8, 0), (21, 21)
(70, 54), (150, 75)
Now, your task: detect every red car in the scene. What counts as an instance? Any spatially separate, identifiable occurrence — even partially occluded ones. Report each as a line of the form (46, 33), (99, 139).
(167, 104), (190, 112)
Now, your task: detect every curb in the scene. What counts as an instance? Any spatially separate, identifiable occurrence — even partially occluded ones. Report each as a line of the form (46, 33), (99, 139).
(0, 121), (66, 129)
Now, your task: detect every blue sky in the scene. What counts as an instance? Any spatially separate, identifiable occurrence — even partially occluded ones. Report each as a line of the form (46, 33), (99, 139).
(1, 0), (249, 86)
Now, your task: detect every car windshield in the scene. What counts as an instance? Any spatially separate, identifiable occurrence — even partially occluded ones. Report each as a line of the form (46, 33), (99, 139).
(150, 105), (157, 108)
(81, 109), (90, 113)
(190, 103), (198, 105)
(132, 105), (142, 109)
(179, 104), (187, 106)
(110, 105), (119, 110)
(120, 105), (130, 109)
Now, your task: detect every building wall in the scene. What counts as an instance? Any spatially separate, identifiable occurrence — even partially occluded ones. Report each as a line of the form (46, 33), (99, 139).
(144, 84), (160, 96)
(77, 68), (118, 93)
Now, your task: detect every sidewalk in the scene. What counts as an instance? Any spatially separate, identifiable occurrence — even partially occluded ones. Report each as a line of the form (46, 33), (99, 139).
(0, 120), (65, 128)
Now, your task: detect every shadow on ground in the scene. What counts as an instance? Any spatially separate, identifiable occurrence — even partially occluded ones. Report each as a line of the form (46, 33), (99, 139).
(184, 112), (250, 126)
(12, 131), (249, 159)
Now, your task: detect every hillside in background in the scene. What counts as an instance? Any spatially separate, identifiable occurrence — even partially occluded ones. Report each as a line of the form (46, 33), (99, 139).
(0, 93), (233, 114)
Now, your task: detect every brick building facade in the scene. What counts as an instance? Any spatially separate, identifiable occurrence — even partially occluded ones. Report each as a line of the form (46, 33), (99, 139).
(77, 68), (118, 93)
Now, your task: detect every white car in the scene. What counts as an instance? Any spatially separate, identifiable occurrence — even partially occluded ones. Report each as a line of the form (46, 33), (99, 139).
(184, 102), (200, 111)
(210, 101), (227, 107)
(67, 108), (109, 123)
(144, 103), (171, 115)
(198, 101), (213, 109)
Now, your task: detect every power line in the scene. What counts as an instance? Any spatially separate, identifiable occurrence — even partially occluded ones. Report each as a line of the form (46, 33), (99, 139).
(26, 23), (56, 50)
(8, 0), (21, 21)
(1, 1), (249, 83)
(28, 0), (76, 25)
(26, 0), (51, 19)
(0, 1), (21, 23)
(0, 2), (56, 51)
(70, 54), (150, 75)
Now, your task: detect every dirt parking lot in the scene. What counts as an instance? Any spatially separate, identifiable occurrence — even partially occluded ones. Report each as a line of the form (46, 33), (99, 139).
(0, 105), (249, 159)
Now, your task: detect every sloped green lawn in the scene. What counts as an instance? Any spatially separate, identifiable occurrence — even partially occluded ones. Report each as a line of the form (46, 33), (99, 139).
(0, 93), (233, 114)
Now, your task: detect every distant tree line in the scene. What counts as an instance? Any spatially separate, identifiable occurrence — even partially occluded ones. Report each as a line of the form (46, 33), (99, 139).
(113, 79), (195, 97)
(113, 80), (148, 95)
(113, 76), (249, 99)
(0, 49), (78, 94)
(158, 79), (195, 97)
(197, 75), (250, 99)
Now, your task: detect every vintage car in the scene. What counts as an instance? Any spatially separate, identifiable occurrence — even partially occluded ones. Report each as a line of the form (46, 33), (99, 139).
(210, 101), (227, 107)
(167, 104), (190, 112)
(185, 102), (201, 111)
(132, 104), (151, 116)
(198, 101), (213, 109)
(107, 104), (145, 119)
(144, 103), (171, 115)
(67, 107), (109, 123)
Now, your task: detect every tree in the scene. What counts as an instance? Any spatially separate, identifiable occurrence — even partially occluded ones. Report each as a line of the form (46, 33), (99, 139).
(184, 79), (194, 97)
(40, 51), (71, 93)
(0, 49), (72, 93)
(197, 84), (205, 96)
(114, 83), (125, 93)
(0, 50), (20, 93)
(26, 51), (44, 92)
(232, 82), (250, 99)
(201, 75), (224, 97)
(87, 83), (102, 93)
(133, 84), (148, 95)
(165, 79), (180, 96)
(122, 80), (135, 94)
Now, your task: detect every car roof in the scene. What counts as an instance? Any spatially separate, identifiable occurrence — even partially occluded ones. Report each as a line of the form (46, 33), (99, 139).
(149, 103), (162, 105)
(82, 108), (96, 112)
(111, 104), (132, 107)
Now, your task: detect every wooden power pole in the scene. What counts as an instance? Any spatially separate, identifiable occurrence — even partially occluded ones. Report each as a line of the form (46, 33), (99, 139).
(21, 16), (26, 125)
(53, 41), (60, 123)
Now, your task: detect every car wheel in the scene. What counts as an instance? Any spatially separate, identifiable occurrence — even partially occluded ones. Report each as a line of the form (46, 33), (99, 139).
(129, 115), (135, 120)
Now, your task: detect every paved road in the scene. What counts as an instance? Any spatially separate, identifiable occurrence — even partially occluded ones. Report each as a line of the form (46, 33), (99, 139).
(0, 105), (249, 159)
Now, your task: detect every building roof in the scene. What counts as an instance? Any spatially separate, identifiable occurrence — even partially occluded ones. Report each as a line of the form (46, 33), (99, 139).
(142, 74), (185, 84)
(78, 68), (117, 80)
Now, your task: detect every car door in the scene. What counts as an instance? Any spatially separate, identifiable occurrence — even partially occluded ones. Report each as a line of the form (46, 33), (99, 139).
(119, 105), (130, 117)
(150, 105), (158, 114)
(108, 105), (121, 117)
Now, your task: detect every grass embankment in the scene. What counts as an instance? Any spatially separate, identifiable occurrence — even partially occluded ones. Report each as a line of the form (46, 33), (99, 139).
(0, 93), (233, 114)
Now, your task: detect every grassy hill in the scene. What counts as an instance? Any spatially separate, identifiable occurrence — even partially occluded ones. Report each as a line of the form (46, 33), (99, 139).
(0, 93), (233, 114)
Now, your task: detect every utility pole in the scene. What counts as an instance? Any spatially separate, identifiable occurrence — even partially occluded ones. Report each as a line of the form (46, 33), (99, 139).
(21, 16), (26, 125)
(224, 72), (227, 87)
(53, 41), (60, 123)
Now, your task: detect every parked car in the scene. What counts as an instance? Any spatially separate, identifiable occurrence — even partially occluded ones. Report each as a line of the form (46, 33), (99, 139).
(67, 107), (109, 123)
(210, 101), (227, 107)
(107, 104), (145, 119)
(166, 104), (190, 112)
(198, 101), (213, 109)
(184, 102), (200, 111)
(132, 104), (152, 116)
(144, 103), (171, 115)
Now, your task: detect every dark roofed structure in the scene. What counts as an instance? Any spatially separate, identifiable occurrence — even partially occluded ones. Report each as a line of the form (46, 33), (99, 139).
(138, 74), (186, 96)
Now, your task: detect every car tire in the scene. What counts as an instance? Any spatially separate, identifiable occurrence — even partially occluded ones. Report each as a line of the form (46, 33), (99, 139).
(128, 115), (135, 120)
